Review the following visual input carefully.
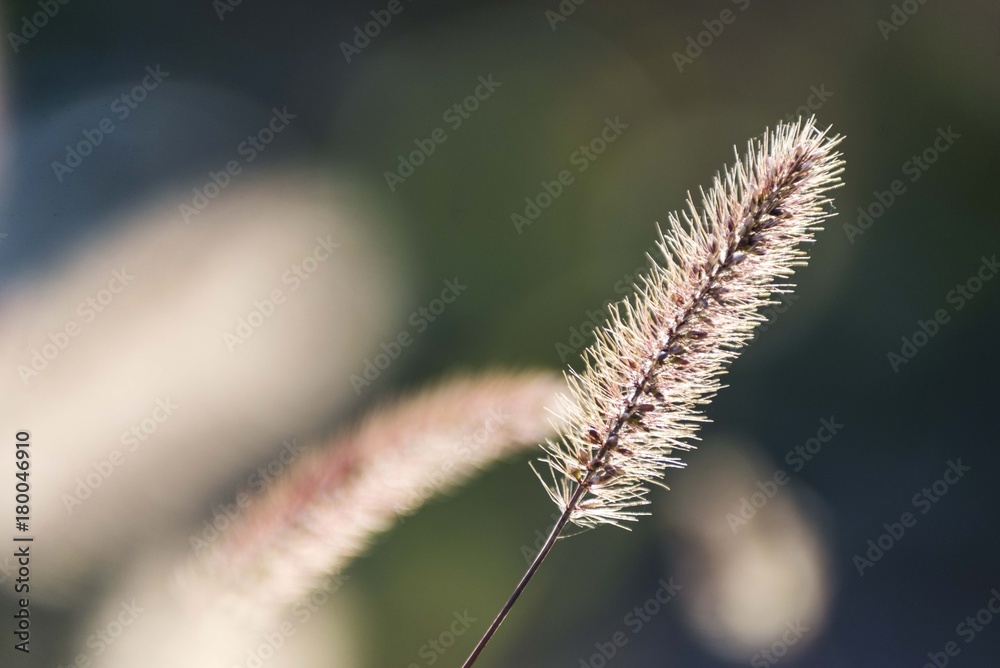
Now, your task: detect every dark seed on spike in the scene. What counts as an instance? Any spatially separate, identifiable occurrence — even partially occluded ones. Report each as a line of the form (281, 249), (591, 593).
(656, 350), (668, 363)
(606, 433), (619, 449)
(730, 251), (746, 264)
(587, 428), (602, 444)
(625, 417), (650, 432)
(636, 403), (655, 413)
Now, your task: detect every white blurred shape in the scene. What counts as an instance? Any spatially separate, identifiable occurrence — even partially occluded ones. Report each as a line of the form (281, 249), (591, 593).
(78, 546), (361, 668)
(660, 437), (833, 661)
(0, 170), (403, 603)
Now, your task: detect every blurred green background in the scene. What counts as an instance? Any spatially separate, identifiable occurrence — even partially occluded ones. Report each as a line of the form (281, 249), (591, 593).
(2, 0), (999, 666)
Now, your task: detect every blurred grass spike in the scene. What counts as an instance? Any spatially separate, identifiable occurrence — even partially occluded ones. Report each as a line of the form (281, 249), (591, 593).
(175, 370), (565, 630)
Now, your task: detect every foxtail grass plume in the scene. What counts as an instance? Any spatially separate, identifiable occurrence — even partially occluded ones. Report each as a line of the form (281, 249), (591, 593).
(539, 118), (844, 529)
(178, 371), (564, 630)
(463, 118), (843, 667)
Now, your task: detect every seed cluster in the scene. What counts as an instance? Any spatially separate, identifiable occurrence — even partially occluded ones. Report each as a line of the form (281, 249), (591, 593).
(538, 119), (844, 529)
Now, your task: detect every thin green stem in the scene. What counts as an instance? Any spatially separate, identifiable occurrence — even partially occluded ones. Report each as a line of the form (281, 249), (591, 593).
(459, 483), (585, 668)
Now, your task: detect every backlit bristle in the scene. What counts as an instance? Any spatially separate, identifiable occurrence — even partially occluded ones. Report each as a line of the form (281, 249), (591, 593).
(537, 118), (844, 530)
